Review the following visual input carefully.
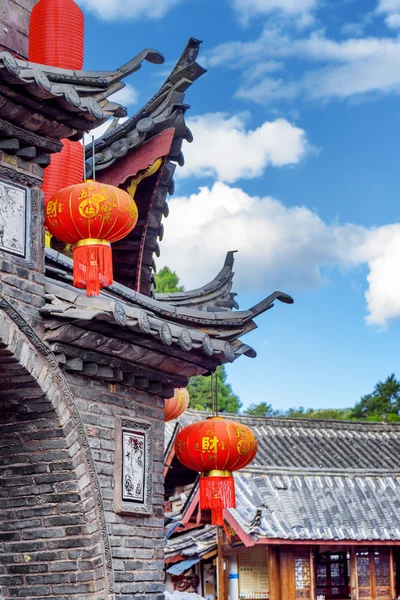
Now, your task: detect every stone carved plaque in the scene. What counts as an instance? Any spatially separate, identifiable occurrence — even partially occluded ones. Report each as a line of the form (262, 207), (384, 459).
(0, 179), (27, 257)
(114, 417), (153, 515)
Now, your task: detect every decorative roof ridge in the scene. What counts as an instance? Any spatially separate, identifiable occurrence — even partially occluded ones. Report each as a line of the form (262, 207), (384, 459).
(155, 251), (239, 310)
(84, 38), (207, 174)
(86, 38), (205, 154)
(180, 409), (400, 430)
(238, 466), (400, 477)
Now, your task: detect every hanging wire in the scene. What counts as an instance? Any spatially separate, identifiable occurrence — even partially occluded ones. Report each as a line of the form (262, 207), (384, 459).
(83, 139), (87, 182)
(211, 372), (215, 417)
(215, 368), (219, 417)
(91, 135), (96, 180)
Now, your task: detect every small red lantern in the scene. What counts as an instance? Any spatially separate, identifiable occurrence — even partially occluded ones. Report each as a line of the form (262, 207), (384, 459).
(45, 180), (138, 296)
(165, 388), (190, 422)
(175, 417), (258, 525)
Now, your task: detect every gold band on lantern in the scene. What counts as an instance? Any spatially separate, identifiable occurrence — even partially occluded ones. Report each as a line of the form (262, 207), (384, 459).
(201, 470), (233, 478)
(74, 238), (111, 248)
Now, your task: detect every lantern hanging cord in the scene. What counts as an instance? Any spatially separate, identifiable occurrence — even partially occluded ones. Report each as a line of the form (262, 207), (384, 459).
(91, 135), (96, 180)
(83, 134), (87, 182)
(211, 373), (215, 417)
(215, 369), (219, 417)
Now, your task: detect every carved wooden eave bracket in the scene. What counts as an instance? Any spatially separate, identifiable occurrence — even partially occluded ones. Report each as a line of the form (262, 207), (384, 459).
(42, 248), (293, 393)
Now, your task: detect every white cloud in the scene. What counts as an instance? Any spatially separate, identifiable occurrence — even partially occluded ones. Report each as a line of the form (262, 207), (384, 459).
(180, 112), (309, 182)
(160, 181), (400, 327)
(377, 0), (400, 28)
(77, 0), (184, 20)
(206, 25), (400, 103)
(109, 85), (139, 107)
(231, 0), (318, 21)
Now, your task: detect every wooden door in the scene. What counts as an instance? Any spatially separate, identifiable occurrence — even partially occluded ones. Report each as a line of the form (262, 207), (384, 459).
(355, 548), (391, 599)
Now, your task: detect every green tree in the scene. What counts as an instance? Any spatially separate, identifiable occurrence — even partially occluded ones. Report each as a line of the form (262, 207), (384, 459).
(155, 266), (184, 293)
(188, 366), (241, 413)
(350, 374), (400, 421)
(155, 265), (241, 413)
(244, 402), (276, 417)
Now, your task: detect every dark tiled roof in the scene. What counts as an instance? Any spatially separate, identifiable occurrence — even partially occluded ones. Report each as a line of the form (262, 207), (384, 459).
(0, 48), (164, 141)
(165, 525), (216, 561)
(232, 471), (400, 541)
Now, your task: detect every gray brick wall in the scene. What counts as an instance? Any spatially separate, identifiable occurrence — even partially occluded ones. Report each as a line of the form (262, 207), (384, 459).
(67, 373), (166, 600)
(0, 371), (101, 599)
(0, 153), (45, 332)
(0, 0), (36, 57)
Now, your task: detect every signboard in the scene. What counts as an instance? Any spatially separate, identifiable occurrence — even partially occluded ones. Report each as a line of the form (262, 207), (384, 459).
(238, 548), (269, 599)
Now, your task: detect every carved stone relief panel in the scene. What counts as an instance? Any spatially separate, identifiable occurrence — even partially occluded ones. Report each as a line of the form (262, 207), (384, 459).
(0, 178), (28, 258)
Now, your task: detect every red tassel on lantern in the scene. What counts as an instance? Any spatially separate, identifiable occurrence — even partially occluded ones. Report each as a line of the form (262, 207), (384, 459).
(200, 472), (236, 526)
(174, 417), (258, 526)
(28, 0), (85, 205)
(73, 241), (113, 297)
(45, 180), (139, 296)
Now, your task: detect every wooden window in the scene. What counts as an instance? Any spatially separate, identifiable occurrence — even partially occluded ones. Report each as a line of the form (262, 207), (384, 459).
(356, 547), (391, 600)
(315, 551), (350, 599)
(294, 550), (311, 600)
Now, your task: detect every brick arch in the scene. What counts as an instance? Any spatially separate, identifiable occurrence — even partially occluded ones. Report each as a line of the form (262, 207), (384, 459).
(0, 296), (113, 599)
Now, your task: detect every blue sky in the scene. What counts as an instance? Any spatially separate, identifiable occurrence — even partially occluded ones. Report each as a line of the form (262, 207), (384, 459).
(81, 0), (400, 412)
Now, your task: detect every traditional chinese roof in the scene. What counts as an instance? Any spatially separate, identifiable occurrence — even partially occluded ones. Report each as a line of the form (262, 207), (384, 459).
(42, 249), (293, 395)
(85, 38), (205, 175)
(165, 526), (217, 563)
(0, 48), (163, 162)
(165, 412), (400, 543)
(82, 39), (206, 296)
(155, 251), (239, 311)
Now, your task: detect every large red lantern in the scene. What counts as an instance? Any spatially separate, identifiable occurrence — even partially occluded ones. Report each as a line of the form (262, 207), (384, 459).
(175, 417), (258, 525)
(45, 180), (138, 296)
(165, 388), (190, 422)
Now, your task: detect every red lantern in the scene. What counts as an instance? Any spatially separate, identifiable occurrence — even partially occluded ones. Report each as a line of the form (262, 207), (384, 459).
(29, 0), (84, 70)
(165, 388), (190, 422)
(28, 0), (85, 205)
(174, 417), (258, 525)
(45, 180), (138, 296)
(41, 140), (84, 204)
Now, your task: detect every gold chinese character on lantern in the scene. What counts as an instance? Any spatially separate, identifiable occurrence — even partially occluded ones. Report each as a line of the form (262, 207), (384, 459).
(202, 435), (219, 453)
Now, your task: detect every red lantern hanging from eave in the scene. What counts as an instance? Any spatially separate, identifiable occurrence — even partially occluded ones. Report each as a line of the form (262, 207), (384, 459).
(29, 0), (84, 71)
(165, 388), (190, 422)
(174, 417), (258, 525)
(28, 0), (85, 206)
(45, 180), (138, 296)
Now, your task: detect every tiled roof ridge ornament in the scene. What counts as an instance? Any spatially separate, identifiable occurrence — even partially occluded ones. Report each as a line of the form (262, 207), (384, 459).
(85, 38), (206, 175)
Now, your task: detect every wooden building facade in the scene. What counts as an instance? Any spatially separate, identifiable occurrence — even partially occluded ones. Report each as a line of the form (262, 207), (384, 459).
(165, 412), (400, 600)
